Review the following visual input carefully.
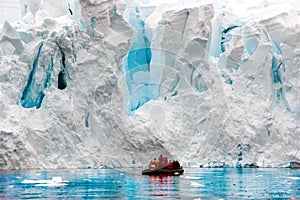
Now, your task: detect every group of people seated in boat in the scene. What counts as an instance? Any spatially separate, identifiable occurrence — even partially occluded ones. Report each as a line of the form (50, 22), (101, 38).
(148, 154), (181, 170)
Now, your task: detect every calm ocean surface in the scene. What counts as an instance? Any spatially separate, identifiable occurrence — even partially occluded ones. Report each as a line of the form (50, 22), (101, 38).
(0, 168), (299, 199)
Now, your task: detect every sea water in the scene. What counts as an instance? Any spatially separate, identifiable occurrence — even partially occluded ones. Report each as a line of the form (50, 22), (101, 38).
(0, 168), (300, 199)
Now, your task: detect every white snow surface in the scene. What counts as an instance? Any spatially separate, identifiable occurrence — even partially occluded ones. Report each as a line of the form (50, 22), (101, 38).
(0, 0), (300, 170)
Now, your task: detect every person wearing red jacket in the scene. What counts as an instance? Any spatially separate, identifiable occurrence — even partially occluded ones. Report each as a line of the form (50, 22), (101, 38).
(167, 160), (173, 170)
(163, 157), (168, 167)
(158, 154), (164, 168)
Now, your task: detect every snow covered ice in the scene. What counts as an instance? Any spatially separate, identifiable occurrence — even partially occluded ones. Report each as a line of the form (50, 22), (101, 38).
(0, 0), (299, 170)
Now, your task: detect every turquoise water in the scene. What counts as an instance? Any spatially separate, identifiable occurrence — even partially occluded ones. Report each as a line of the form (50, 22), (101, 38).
(1, 168), (300, 199)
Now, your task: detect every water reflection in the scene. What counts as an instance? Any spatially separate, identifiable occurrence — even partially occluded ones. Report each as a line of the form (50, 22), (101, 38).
(180, 168), (300, 199)
(0, 168), (300, 199)
(148, 175), (178, 197)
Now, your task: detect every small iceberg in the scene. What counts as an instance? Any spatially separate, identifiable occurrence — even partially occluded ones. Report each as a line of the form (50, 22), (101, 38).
(183, 176), (202, 180)
(285, 177), (300, 180)
(21, 179), (51, 184)
(21, 176), (68, 187)
(189, 181), (205, 187)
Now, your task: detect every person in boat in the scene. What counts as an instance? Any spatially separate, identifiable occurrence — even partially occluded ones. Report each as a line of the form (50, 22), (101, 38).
(149, 158), (158, 169)
(172, 160), (180, 169)
(167, 160), (173, 170)
(158, 154), (164, 168)
(163, 157), (168, 167)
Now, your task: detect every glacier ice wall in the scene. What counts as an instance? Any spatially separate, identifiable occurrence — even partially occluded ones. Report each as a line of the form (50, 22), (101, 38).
(0, 0), (300, 170)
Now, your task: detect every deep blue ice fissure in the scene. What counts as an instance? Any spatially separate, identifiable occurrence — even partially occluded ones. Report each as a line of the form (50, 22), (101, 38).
(90, 17), (96, 37)
(20, 42), (45, 109)
(125, 6), (154, 114)
(270, 42), (291, 112)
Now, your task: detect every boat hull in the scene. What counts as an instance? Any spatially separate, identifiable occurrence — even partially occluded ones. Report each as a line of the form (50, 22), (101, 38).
(142, 168), (184, 176)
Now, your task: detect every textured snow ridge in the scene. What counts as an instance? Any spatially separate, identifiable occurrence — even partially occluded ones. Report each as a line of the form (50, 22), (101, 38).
(0, 0), (300, 170)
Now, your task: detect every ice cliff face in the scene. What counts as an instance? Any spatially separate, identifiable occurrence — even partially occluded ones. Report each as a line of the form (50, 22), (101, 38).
(0, 0), (299, 170)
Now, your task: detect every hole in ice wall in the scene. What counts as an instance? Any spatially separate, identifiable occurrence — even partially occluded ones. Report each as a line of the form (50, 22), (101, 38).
(58, 71), (67, 90)
(57, 48), (68, 90)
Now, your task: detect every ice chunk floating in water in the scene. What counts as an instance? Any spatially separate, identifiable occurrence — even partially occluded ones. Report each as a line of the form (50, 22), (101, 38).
(21, 176), (69, 187)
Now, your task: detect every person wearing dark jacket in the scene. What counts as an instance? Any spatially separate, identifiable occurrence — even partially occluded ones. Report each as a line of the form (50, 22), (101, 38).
(172, 160), (180, 169)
